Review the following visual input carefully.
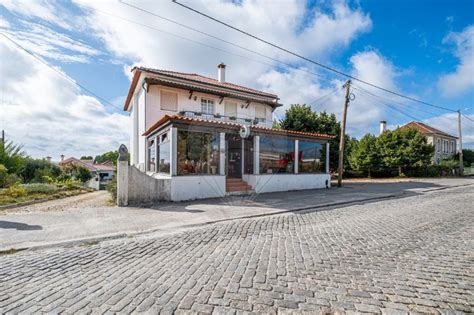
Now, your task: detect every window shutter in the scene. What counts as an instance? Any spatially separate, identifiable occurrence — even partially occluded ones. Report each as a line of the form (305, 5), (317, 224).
(225, 102), (237, 117)
(161, 91), (178, 111)
(255, 106), (266, 119)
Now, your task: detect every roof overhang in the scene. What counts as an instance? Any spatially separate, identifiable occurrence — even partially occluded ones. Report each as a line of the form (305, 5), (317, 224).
(123, 68), (282, 111)
(144, 115), (335, 141)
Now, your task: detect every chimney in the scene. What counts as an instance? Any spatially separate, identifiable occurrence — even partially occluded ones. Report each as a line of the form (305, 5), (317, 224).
(217, 63), (226, 82)
(46, 156), (51, 162)
(60, 154), (64, 162)
(379, 121), (387, 135)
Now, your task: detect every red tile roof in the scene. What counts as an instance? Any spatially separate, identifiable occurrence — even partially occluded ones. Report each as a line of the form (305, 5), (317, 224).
(60, 157), (116, 172)
(124, 67), (279, 111)
(144, 115), (335, 140)
(401, 121), (457, 138)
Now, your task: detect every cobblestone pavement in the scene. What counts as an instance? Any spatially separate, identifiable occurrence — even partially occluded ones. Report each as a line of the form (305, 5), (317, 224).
(1, 186), (473, 314)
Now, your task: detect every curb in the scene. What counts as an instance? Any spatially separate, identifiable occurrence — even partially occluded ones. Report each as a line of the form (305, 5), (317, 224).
(2, 183), (472, 253)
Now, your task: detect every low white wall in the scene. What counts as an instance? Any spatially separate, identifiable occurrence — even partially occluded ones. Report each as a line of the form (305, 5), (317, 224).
(243, 173), (330, 194)
(171, 175), (226, 201)
(86, 174), (100, 190)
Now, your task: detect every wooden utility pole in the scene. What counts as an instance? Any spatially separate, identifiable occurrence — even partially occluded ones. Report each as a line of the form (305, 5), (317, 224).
(337, 80), (351, 187)
(458, 110), (463, 176)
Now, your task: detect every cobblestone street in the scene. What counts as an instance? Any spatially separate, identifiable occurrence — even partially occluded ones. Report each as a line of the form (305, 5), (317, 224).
(1, 185), (473, 314)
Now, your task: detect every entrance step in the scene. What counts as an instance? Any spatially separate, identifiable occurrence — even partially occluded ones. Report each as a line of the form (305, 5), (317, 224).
(226, 178), (253, 192)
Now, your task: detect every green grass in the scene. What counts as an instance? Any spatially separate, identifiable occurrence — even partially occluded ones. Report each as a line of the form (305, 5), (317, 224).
(0, 188), (93, 206)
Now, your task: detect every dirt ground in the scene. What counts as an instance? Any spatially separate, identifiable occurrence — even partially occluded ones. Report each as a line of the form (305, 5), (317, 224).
(1, 191), (111, 214)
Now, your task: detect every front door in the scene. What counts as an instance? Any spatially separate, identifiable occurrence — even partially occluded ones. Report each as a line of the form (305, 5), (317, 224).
(227, 135), (242, 178)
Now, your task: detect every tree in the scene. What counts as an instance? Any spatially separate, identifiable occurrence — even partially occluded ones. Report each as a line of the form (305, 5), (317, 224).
(19, 158), (62, 183)
(0, 140), (26, 175)
(61, 164), (93, 183)
(349, 134), (379, 177)
(80, 156), (93, 160)
(278, 104), (347, 171)
(376, 128), (434, 176)
(95, 151), (120, 165)
(457, 149), (474, 167)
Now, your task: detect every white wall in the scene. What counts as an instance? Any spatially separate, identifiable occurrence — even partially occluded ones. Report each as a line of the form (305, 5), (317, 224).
(145, 84), (274, 129)
(243, 173), (331, 194)
(137, 88), (146, 170)
(170, 175), (226, 201)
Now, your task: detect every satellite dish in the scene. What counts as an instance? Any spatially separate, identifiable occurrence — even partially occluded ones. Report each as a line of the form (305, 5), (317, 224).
(239, 125), (250, 138)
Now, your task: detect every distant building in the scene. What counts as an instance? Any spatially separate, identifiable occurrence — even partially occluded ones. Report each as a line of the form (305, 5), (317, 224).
(401, 121), (458, 165)
(59, 157), (115, 190)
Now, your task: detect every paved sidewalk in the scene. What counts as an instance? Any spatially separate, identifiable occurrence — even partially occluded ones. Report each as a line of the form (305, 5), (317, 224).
(0, 178), (472, 250)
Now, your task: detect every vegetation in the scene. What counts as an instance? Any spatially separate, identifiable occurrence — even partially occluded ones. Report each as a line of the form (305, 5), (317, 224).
(94, 150), (119, 165)
(80, 156), (93, 160)
(107, 175), (117, 202)
(278, 104), (354, 171)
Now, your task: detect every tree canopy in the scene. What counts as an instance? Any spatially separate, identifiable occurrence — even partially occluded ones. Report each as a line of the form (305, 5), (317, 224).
(95, 151), (119, 165)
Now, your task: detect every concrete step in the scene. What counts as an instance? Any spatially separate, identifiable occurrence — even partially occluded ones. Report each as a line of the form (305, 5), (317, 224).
(226, 178), (252, 192)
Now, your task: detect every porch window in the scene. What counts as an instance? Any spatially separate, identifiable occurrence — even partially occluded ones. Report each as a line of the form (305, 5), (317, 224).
(201, 98), (215, 115)
(298, 141), (325, 173)
(259, 136), (294, 174)
(147, 139), (156, 172)
(157, 133), (170, 174)
(177, 130), (220, 175)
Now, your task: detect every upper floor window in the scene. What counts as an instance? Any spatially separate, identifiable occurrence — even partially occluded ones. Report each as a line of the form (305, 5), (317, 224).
(225, 102), (237, 118)
(161, 91), (178, 111)
(437, 139), (440, 152)
(201, 98), (215, 115)
(255, 106), (266, 123)
(451, 141), (455, 153)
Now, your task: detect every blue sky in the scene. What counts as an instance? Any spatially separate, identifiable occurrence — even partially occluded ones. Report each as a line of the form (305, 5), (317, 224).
(0, 0), (473, 158)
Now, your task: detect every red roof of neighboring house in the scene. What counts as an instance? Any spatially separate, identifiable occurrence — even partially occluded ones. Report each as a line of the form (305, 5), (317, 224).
(401, 121), (457, 138)
(124, 67), (279, 111)
(60, 157), (116, 172)
(143, 115), (335, 140)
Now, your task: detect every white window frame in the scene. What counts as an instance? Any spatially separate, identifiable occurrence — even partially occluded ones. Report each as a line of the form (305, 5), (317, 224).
(201, 98), (215, 115)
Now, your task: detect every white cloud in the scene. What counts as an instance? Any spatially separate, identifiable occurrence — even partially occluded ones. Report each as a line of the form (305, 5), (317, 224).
(438, 25), (474, 98)
(0, 39), (129, 159)
(0, 16), (10, 28)
(0, 0), (75, 30)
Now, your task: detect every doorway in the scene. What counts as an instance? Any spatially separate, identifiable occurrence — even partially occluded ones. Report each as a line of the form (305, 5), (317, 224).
(226, 135), (242, 178)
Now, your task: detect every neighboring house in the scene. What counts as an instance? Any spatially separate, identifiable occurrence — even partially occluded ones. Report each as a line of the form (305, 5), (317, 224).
(124, 64), (334, 201)
(59, 157), (116, 190)
(401, 121), (458, 164)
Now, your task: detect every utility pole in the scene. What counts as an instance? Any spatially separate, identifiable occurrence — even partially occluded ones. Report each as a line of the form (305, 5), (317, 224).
(458, 110), (463, 176)
(338, 80), (351, 187)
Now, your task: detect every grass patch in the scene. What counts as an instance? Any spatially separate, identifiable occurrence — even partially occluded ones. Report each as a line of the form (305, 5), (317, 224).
(0, 248), (25, 255)
(0, 187), (94, 207)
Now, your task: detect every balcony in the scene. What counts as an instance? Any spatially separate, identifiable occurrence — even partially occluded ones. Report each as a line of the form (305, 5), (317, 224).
(178, 111), (265, 125)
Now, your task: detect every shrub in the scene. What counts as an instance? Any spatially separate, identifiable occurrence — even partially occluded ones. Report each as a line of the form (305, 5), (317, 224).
(56, 178), (82, 190)
(0, 164), (7, 188)
(3, 173), (21, 187)
(6, 184), (27, 198)
(107, 175), (117, 203)
(22, 183), (59, 194)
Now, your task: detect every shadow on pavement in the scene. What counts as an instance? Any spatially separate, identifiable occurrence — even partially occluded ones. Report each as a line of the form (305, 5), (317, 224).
(0, 221), (43, 231)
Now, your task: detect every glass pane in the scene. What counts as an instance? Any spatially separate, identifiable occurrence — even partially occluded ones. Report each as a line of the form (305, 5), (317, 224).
(158, 141), (170, 174)
(147, 139), (156, 172)
(298, 141), (324, 173)
(177, 130), (220, 175)
(259, 136), (294, 174)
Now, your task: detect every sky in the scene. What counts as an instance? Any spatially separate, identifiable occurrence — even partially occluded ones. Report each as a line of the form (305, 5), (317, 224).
(0, 0), (473, 159)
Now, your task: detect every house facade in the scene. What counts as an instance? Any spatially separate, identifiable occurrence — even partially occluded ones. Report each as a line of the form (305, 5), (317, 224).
(124, 64), (333, 201)
(401, 122), (458, 164)
(59, 157), (115, 190)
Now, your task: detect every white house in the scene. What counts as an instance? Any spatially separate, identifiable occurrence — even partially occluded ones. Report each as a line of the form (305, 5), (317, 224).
(124, 64), (333, 201)
(60, 157), (115, 190)
(400, 121), (458, 165)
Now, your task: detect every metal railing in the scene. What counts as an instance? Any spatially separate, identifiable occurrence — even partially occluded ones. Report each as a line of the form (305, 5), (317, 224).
(179, 111), (265, 125)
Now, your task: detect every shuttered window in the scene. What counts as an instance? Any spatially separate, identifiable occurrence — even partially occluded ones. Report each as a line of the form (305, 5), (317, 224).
(225, 102), (237, 117)
(255, 106), (266, 122)
(161, 91), (178, 111)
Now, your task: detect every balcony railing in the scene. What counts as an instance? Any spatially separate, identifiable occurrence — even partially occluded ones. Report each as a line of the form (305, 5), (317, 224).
(179, 111), (265, 125)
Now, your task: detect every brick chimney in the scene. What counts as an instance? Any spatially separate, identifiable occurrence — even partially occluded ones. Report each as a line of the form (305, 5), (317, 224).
(217, 63), (226, 82)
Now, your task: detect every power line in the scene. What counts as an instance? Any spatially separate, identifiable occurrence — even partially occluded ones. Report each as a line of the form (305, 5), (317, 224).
(172, 0), (458, 114)
(0, 33), (122, 112)
(351, 85), (458, 121)
(77, 3), (322, 82)
(118, 0), (325, 81)
(462, 113), (474, 122)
